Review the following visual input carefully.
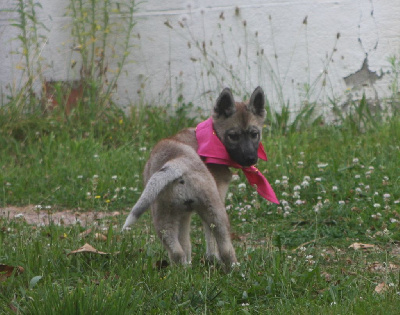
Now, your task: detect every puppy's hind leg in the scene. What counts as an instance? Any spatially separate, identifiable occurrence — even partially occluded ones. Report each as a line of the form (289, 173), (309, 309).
(178, 212), (192, 263)
(153, 205), (189, 265)
(202, 221), (221, 263)
(159, 227), (188, 265)
(197, 197), (237, 269)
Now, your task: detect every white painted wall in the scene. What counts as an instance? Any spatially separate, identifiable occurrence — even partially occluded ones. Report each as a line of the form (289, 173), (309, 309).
(1, 0), (399, 115)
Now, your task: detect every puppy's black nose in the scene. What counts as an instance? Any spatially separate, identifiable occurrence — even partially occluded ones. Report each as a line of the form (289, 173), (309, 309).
(243, 156), (258, 167)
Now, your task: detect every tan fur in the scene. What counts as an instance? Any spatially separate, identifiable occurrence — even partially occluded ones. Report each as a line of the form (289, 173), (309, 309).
(123, 87), (266, 270)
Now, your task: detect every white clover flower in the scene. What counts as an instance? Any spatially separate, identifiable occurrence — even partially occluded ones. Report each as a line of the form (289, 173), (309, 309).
(14, 213), (24, 218)
(369, 166), (375, 170)
(282, 192), (289, 197)
(93, 154), (99, 158)
(313, 202), (323, 212)
(112, 175), (118, 180)
(352, 158), (359, 164)
(332, 186), (338, 191)
(390, 218), (398, 223)
(317, 163), (328, 168)
(139, 147), (147, 152)
(306, 255), (313, 260)
(282, 176), (289, 180)
(338, 200), (345, 205)
(373, 203), (381, 208)
(294, 185), (301, 191)
(301, 180), (309, 188)
(293, 191), (301, 199)
(355, 174), (361, 179)
(232, 174), (240, 181)
(383, 193), (391, 199)
(304, 176), (311, 181)
(355, 187), (362, 194)
(238, 183), (246, 190)
(77, 175), (83, 179)
(283, 211), (291, 218)
(383, 176), (389, 181)
(298, 161), (304, 166)
(93, 175), (99, 179)
(275, 179), (281, 185)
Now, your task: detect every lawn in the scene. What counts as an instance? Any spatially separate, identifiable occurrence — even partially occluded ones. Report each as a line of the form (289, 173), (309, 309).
(1, 103), (400, 314)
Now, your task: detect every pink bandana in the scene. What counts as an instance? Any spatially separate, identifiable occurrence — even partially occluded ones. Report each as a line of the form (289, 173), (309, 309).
(196, 117), (279, 204)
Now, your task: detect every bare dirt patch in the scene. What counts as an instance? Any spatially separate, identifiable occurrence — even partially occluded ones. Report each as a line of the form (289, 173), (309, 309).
(0, 206), (124, 226)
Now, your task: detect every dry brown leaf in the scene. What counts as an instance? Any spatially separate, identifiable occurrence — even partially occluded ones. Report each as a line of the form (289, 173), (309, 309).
(348, 242), (375, 250)
(374, 282), (388, 294)
(368, 262), (400, 272)
(321, 271), (332, 282)
(67, 243), (109, 256)
(79, 228), (92, 238)
(0, 264), (25, 282)
(94, 233), (107, 241)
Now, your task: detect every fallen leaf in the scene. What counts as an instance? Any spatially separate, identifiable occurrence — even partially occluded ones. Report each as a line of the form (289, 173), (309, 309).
(67, 243), (109, 256)
(321, 271), (332, 282)
(374, 282), (388, 294)
(79, 228), (92, 238)
(368, 262), (400, 272)
(94, 233), (107, 241)
(0, 264), (25, 282)
(348, 243), (375, 250)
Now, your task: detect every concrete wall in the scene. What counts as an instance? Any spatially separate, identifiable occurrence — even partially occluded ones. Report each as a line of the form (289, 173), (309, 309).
(1, 0), (399, 115)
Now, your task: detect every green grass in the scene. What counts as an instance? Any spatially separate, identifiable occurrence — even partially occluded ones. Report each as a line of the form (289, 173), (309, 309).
(1, 103), (400, 313)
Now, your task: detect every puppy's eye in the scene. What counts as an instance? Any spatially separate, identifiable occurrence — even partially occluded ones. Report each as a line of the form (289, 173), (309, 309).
(250, 131), (259, 140)
(228, 133), (240, 142)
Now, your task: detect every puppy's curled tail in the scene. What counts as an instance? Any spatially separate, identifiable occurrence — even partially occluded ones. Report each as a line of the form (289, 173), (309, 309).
(122, 161), (184, 230)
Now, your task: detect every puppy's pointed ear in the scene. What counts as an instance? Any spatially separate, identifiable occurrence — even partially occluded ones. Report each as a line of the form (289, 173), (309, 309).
(249, 86), (265, 117)
(214, 88), (236, 118)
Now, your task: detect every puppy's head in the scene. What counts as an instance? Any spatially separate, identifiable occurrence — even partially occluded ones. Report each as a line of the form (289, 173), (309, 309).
(212, 87), (266, 167)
